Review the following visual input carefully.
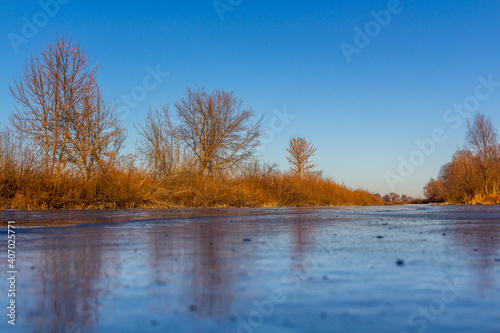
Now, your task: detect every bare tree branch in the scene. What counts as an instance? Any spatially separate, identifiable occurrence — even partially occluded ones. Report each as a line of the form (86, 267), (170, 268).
(135, 104), (187, 178)
(466, 113), (499, 194)
(9, 35), (123, 180)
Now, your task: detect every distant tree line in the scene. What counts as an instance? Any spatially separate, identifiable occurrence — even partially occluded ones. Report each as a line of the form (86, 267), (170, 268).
(374, 192), (414, 203)
(424, 113), (500, 204)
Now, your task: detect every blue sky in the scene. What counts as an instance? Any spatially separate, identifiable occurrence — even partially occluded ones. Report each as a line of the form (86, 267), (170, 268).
(1, 0), (500, 197)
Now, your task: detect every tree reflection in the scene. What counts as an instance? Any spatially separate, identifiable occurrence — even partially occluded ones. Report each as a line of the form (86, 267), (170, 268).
(451, 219), (500, 290)
(147, 221), (236, 317)
(24, 226), (120, 332)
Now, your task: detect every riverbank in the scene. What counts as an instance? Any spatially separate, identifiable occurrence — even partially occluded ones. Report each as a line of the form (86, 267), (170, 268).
(0, 170), (383, 210)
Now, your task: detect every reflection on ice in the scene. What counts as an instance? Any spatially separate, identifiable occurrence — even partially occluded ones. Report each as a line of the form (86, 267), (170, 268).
(0, 206), (499, 332)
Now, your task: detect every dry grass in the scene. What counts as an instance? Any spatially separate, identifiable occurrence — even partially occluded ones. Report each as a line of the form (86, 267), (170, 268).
(467, 193), (500, 205)
(0, 164), (383, 210)
(0, 171), (153, 210)
(0, 128), (382, 209)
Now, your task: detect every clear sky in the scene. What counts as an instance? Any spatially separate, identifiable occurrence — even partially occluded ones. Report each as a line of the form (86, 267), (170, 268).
(1, 0), (500, 197)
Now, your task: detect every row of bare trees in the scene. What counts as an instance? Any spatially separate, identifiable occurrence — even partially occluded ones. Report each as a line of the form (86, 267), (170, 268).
(136, 94), (320, 180)
(0, 35), (387, 210)
(5, 35), (321, 189)
(424, 113), (500, 204)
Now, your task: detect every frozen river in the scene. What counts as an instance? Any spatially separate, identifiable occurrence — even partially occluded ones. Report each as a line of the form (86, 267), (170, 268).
(1, 205), (499, 332)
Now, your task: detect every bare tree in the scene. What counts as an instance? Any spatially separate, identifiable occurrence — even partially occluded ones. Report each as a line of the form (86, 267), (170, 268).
(9, 35), (122, 179)
(175, 87), (263, 176)
(70, 85), (125, 179)
(10, 36), (94, 177)
(466, 113), (499, 194)
(286, 136), (317, 178)
(135, 105), (184, 178)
